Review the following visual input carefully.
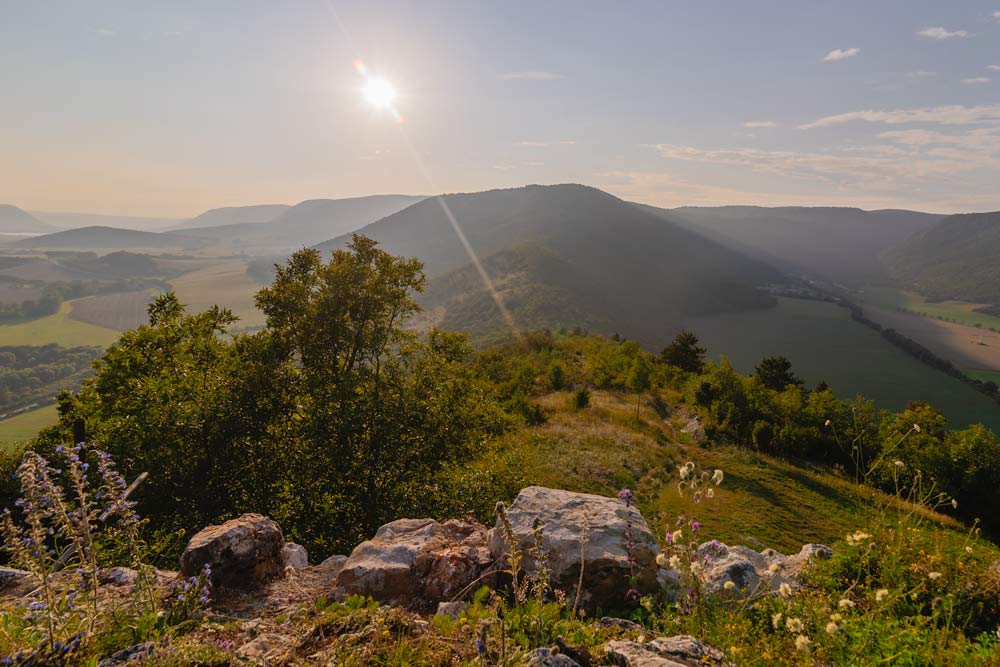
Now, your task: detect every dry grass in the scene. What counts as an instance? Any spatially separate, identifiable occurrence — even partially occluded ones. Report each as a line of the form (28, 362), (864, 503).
(68, 289), (155, 331)
(168, 260), (266, 328)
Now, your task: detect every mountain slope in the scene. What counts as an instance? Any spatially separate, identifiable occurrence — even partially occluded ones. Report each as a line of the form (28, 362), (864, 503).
(883, 211), (1000, 306)
(652, 205), (944, 286)
(14, 226), (209, 250)
(180, 195), (425, 253)
(0, 205), (60, 234)
(31, 211), (180, 232)
(318, 184), (779, 345)
(171, 204), (290, 230)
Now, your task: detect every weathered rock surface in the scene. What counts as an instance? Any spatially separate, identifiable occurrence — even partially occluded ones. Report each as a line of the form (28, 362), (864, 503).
(282, 542), (309, 568)
(525, 647), (582, 667)
(659, 540), (833, 599)
(180, 513), (285, 588)
(605, 635), (725, 667)
(489, 486), (659, 609)
(334, 518), (491, 608)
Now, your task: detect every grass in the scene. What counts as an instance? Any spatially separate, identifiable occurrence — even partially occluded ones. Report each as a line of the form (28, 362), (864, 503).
(683, 297), (1000, 433)
(0, 403), (58, 452)
(0, 300), (120, 347)
(864, 286), (1000, 330)
(168, 260), (266, 329)
(967, 369), (1000, 385)
(68, 289), (156, 330)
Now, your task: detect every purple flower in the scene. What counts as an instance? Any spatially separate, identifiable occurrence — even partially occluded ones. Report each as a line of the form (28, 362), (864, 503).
(617, 488), (634, 505)
(692, 521), (701, 532)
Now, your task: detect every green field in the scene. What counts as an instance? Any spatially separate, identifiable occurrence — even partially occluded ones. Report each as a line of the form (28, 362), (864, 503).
(0, 300), (121, 347)
(684, 297), (1000, 433)
(967, 369), (1000, 385)
(0, 404), (57, 452)
(864, 286), (1000, 330)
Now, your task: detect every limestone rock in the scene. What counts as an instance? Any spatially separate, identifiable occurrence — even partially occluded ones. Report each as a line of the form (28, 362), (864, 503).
(605, 635), (724, 667)
(489, 486), (659, 609)
(435, 600), (469, 619)
(282, 542), (309, 568)
(525, 647), (581, 667)
(335, 518), (490, 608)
(318, 554), (347, 571)
(180, 513), (285, 589)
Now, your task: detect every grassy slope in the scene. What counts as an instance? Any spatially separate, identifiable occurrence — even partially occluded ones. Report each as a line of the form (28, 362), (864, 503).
(0, 300), (120, 346)
(168, 260), (266, 329)
(498, 389), (965, 555)
(0, 404), (58, 452)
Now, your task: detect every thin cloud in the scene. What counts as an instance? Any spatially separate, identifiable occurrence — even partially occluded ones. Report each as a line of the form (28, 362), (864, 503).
(909, 70), (937, 78)
(800, 104), (1000, 129)
(559, 140), (577, 145)
(961, 77), (992, 84)
(823, 48), (860, 62)
(516, 141), (548, 147)
(743, 121), (776, 128)
(94, 28), (116, 37)
(917, 27), (971, 39)
(988, 66), (1000, 71)
(498, 71), (564, 80)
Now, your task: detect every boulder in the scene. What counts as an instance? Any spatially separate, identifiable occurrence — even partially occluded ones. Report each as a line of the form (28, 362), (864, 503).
(525, 647), (581, 667)
(180, 513), (285, 589)
(489, 487), (659, 609)
(435, 601), (469, 619)
(335, 518), (491, 608)
(282, 542), (309, 568)
(605, 635), (724, 667)
(318, 554), (348, 571)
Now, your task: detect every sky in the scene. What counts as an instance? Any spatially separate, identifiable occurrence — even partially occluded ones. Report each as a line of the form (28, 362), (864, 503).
(1, 1), (999, 217)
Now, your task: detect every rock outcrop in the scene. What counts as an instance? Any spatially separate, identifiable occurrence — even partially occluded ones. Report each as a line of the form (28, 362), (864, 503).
(605, 635), (725, 666)
(282, 542), (309, 568)
(489, 486), (659, 609)
(334, 518), (491, 608)
(180, 513), (285, 588)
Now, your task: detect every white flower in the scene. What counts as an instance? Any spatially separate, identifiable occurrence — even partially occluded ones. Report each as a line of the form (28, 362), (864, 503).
(913, 423), (921, 432)
(690, 562), (702, 574)
(693, 491), (703, 504)
(711, 469), (724, 485)
(894, 460), (905, 468)
(673, 529), (683, 543)
(668, 555), (681, 569)
(656, 553), (668, 567)
(779, 582), (792, 598)
(706, 488), (715, 499)
(723, 580), (735, 591)
(951, 498), (958, 509)
(824, 419), (831, 427)
(875, 589), (889, 602)
(829, 613), (843, 623)
(838, 598), (855, 609)
(845, 530), (871, 546)
(786, 617), (804, 633)
(928, 571), (942, 581)
(965, 546), (973, 554)
(679, 465), (690, 480)
(772, 612), (783, 630)
(795, 635), (811, 652)
(767, 562), (781, 575)
(825, 621), (839, 635)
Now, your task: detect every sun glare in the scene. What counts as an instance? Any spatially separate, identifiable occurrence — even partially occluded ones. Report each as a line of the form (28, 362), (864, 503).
(363, 77), (397, 110)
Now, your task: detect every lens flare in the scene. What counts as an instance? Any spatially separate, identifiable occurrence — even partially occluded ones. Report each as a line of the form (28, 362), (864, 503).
(355, 59), (403, 123)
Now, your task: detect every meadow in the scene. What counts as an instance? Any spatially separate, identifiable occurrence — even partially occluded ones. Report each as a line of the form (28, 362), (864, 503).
(864, 286), (1000, 330)
(682, 297), (1000, 433)
(0, 299), (120, 347)
(0, 403), (57, 453)
(69, 289), (156, 330)
(168, 259), (267, 329)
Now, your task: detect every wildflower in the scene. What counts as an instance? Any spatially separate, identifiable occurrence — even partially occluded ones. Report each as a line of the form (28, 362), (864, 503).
(795, 635), (811, 652)
(767, 562), (781, 575)
(951, 498), (958, 509)
(875, 589), (889, 602)
(838, 598), (855, 609)
(706, 488), (715, 498)
(786, 617), (804, 633)
(665, 530), (674, 544)
(723, 581), (735, 591)
(913, 424), (921, 432)
(830, 613), (843, 623)
(617, 488), (634, 505)
(690, 562), (702, 574)
(693, 491), (703, 504)
(824, 419), (831, 427)
(691, 521), (701, 532)
(928, 571), (942, 581)
(679, 465), (690, 480)
(668, 555), (681, 569)
(673, 529), (683, 543)
(894, 460), (905, 468)
(778, 582), (792, 598)
(825, 621), (839, 635)
(772, 612), (783, 629)
(965, 546), (973, 554)
(711, 469), (724, 485)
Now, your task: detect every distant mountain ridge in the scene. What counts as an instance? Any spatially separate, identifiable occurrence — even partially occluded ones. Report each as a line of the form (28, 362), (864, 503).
(654, 205), (944, 286)
(0, 205), (60, 234)
(883, 211), (1000, 306)
(14, 226), (209, 250)
(316, 184), (780, 346)
(170, 204), (291, 230)
(31, 211), (180, 232)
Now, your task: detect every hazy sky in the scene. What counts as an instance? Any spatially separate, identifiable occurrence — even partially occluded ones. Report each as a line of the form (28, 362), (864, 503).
(2, 1), (999, 217)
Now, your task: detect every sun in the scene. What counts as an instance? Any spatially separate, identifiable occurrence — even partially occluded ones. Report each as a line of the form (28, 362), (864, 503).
(363, 77), (397, 110)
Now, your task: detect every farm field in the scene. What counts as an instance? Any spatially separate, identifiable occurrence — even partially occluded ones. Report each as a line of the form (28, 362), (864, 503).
(0, 404), (57, 452)
(69, 289), (156, 330)
(967, 370), (1000, 386)
(683, 297), (1000, 433)
(0, 300), (120, 347)
(863, 286), (1000, 330)
(168, 260), (266, 329)
(861, 302), (1000, 373)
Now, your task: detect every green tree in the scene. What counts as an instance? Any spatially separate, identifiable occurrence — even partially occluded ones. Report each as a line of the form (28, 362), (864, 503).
(661, 331), (707, 373)
(754, 355), (804, 391)
(626, 356), (651, 423)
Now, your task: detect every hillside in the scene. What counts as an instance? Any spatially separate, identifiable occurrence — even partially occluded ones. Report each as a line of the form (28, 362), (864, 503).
(13, 226), (209, 250)
(30, 210), (180, 232)
(171, 204), (290, 230)
(180, 195), (424, 253)
(883, 211), (1000, 306)
(0, 204), (59, 234)
(318, 185), (780, 346)
(654, 205), (944, 286)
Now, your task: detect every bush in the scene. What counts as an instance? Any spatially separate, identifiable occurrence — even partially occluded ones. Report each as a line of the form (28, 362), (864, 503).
(570, 387), (591, 411)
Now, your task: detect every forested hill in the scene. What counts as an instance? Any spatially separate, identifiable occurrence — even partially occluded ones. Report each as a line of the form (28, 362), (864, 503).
(883, 210), (1000, 307)
(317, 184), (780, 346)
